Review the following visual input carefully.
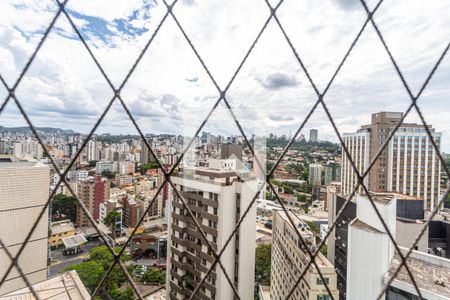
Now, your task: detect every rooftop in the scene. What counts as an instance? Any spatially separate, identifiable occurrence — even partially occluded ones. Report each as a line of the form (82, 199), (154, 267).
(351, 218), (383, 234)
(50, 220), (75, 236)
(386, 249), (450, 298)
(1, 271), (90, 300)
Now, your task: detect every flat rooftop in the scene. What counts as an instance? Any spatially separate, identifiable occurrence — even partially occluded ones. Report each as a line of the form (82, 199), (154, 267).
(386, 251), (450, 297)
(1, 270), (90, 300)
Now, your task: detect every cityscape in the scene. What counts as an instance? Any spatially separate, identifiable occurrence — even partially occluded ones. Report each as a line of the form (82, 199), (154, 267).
(1, 111), (449, 299)
(1, 1), (450, 300)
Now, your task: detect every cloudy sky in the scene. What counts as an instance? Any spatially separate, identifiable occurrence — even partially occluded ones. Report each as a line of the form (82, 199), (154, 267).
(0, 0), (449, 152)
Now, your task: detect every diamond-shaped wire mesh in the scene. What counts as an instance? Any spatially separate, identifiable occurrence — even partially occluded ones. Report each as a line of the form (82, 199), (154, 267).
(0, 0), (449, 299)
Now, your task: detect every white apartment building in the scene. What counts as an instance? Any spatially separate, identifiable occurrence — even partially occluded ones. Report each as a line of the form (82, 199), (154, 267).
(67, 170), (89, 182)
(167, 161), (258, 300)
(119, 161), (135, 175)
(270, 210), (339, 300)
(87, 140), (102, 162)
(0, 158), (50, 295)
(95, 161), (114, 174)
(342, 112), (442, 210)
(13, 140), (43, 159)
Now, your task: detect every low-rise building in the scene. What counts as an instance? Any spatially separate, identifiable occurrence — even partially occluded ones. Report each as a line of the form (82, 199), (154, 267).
(49, 220), (76, 248)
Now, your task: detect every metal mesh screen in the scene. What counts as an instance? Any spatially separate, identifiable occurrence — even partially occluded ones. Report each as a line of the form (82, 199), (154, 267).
(0, 0), (449, 299)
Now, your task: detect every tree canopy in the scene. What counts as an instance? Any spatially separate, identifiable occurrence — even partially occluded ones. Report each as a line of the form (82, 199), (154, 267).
(141, 268), (165, 284)
(101, 170), (115, 179)
(64, 246), (133, 298)
(142, 162), (160, 171)
(52, 194), (77, 222)
(255, 244), (271, 286)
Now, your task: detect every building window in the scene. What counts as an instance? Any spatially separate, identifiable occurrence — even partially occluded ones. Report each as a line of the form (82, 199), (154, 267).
(317, 277), (329, 285)
(317, 295), (330, 300)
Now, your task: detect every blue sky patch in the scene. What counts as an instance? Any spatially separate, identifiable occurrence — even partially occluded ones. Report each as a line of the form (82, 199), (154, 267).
(65, 0), (156, 45)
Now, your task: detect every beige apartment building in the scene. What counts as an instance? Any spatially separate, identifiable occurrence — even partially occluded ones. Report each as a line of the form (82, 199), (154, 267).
(342, 112), (441, 210)
(0, 157), (50, 295)
(167, 159), (258, 300)
(270, 210), (339, 300)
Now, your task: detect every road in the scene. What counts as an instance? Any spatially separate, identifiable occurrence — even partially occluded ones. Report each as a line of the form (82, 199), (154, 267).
(49, 239), (104, 276)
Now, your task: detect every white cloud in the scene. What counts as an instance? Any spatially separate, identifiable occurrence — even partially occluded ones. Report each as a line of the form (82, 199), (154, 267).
(0, 0), (449, 152)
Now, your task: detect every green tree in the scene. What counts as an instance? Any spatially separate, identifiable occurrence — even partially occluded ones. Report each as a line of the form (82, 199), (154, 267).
(112, 286), (135, 300)
(52, 194), (77, 222)
(143, 162), (159, 171)
(64, 261), (104, 292)
(103, 210), (121, 240)
(88, 160), (97, 167)
(89, 246), (114, 264)
(65, 246), (132, 297)
(307, 221), (320, 235)
(297, 194), (307, 202)
(101, 170), (115, 179)
(141, 268), (166, 284)
(255, 244), (271, 286)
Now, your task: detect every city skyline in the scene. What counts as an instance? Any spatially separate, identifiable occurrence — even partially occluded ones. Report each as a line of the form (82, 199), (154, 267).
(1, 1), (450, 151)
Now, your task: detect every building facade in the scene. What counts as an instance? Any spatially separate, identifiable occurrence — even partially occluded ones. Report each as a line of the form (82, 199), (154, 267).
(309, 163), (324, 187)
(270, 210), (339, 300)
(342, 112), (442, 210)
(310, 129), (318, 143)
(75, 175), (110, 226)
(324, 162), (341, 187)
(167, 162), (257, 300)
(0, 158), (50, 295)
(49, 220), (76, 248)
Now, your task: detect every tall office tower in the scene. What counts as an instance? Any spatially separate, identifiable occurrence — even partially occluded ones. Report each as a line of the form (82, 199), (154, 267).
(141, 139), (156, 165)
(167, 160), (258, 300)
(270, 211), (339, 300)
(308, 163), (324, 186)
(0, 157), (50, 295)
(76, 175), (110, 226)
(309, 129), (318, 142)
(324, 162), (341, 187)
(342, 112), (442, 210)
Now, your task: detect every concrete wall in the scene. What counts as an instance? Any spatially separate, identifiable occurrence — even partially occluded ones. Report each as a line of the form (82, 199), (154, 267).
(0, 163), (49, 295)
(347, 224), (391, 300)
(396, 220), (428, 253)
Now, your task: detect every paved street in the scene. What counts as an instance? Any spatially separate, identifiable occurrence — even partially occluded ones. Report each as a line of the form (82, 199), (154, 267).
(49, 239), (104, 276)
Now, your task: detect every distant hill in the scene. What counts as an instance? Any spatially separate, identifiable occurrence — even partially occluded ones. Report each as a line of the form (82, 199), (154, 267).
(0, 126), (77, 135)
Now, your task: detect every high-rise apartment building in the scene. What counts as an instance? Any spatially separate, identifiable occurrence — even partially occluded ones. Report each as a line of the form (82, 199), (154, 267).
(342, 112), (442, 210)
(87, 140), (102, 162)
(270, 210), (339, 300)
(141, 139), (156, 165)
(76, 175), (110, 226)
(309, 129), (318, 142)
(0, 157), (50, 295)
(167, 161), (257, 300)
(309, 163), (324, 187)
